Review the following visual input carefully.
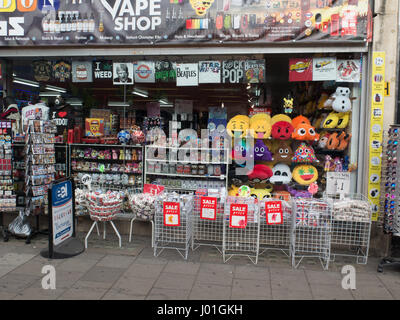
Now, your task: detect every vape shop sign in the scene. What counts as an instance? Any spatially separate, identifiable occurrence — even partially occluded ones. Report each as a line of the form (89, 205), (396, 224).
(200, 197), (217, 220)
(229, 203), (248, 229)
(265, 201), (283, 225)
(163, 202), (180, 227)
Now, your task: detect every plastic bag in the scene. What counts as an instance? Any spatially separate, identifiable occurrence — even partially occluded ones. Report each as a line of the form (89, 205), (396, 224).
(8, 211), (32, 238)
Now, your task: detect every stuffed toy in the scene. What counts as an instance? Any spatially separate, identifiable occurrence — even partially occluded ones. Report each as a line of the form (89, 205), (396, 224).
(247, 164), (273, 182)
(227, 115), (250, 138)
(238, 185), (251, 197)
(325, 87), (356, 113)
(292, 122), (320, 141)
(313, 113), (327, 129)
(249, 113), (271, 139)
(336, 132), (351, 151)
(271, 114), (292, 124)
(283, 95), (294, 114)
(292, 142), (319, 163)
(324, 155), (335, 171)
(273, 190), (291, 202)
(334, 157), (343, 172)
(228, 185), (239, 196)
(269, 163), (292, 185)
(287, 186), (313, 198)
(318, 132), (330, 149)
(254, 139), (274, 161)
(322, 112), (339, 128)
(304, 101), (315, 115)
(271, 114), (293, 140)
(326, 131), (348, 150)
(274, 141), (293, 164)
(336, 112), (350, 129)
(292, 165), (319, 185)
(250, 188), (272, 200)
(317, 92), (329, 109)
(291, 115), (311, 129)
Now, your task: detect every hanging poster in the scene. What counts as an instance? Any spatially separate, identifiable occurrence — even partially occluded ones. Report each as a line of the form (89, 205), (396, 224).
(200, 197), (218, 220)
(93, 60), (113, 80)
(336, 59), (361, 83)
(176, 63), (198, 86)
(155, 60), (176, 83)
(289, 58), (313, 82)
(244, 60), (265, 84)
(113, 62), (134, 85)
(33, 60), (53, 82)
(312, 57), (337, 81)
(222, 60), (244, 84)
(134, 61), (156, 83)
(229, 203), (248, 229)
(163, 202), (180, 227)
(72, 61), (93, 83)
(265, 201), (283, 225)
(198, 61), (221, 84)
(368, 52), (385, 221)
(53, 60), (71, 83)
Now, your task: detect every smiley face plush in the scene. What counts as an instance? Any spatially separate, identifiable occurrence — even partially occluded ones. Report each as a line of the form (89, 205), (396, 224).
(254, 139), (273, 161)
(269, 163), (292, 185)
(271, 121), (294, 140)
(292, 142), (318, 163)
(292, 165), (318, 185)
(249, 113), (272, 139)
(227, 115), (250, 138)
(274, 141), (293, 164)
(292, 123), (320, 141)
(250, 188), (272, 201)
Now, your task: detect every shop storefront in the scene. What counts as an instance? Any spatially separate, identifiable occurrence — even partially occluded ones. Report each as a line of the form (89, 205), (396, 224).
(0, 0), (379, 266)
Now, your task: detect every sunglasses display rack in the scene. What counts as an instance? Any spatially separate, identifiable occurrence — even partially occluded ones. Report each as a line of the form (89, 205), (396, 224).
(378, 125), (400, 272)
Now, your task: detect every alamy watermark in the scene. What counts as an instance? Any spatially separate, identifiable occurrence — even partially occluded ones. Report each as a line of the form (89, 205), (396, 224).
(341, 265), (356, 290)
(41, 265), (56, 290)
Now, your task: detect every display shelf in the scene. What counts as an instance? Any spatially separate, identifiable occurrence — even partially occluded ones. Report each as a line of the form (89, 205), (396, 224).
(70, 143), (143, 148)
(146, 172), (225, 179)
(146, 158), (226, 164)
(71, 157), (142, 162)
(71, 169), (142, 174)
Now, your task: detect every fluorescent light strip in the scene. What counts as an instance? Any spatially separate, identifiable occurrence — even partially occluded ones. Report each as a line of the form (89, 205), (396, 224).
(160, 104), (174, 108)
(39, 91), (62, 97)
(159, 99), (169, 105)
(13, 77), (39, 88)
(45, 85), (67, 93)
(108, 101), (130, 107)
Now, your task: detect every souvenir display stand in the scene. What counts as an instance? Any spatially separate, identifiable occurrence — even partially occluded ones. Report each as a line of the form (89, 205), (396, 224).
(222, 196), (260, 265)
(290, 198), (332, 270)
(153, 191), (194, 260)
(378, 125), (400, 272)
(191, 189), (226, 253)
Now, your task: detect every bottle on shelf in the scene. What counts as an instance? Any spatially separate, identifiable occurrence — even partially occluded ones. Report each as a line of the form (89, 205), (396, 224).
(71, 13), (77, 32)
(89, 12), (95, 32)
(98, 12), (104, 32)
(54, 12), (61, 33)
(83, 13), (89, 33)
(66, 14), (72, 32)
(60, 13), (66, 32)
(49, 12), (55, 33)
(77, 13), (83, 32)
(42, 13), (50, 33)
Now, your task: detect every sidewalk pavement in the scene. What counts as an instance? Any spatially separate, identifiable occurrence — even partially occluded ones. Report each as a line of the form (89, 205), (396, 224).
(0, 232), (398, 300)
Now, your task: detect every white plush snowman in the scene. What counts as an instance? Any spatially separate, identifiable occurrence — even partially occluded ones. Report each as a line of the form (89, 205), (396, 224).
(325, 87), (356, 113)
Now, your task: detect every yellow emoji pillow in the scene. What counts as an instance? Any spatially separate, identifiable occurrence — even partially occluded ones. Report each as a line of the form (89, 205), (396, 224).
(249, 113), (272, 139)
(227, 115), (250, 138)
(292, 165), (318, 185)
(322, 112), (339, 129)
(250, 188), (272, 201)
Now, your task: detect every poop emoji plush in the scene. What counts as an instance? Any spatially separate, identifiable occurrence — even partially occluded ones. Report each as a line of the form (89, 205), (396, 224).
(250, 188), (272, 201)
(271, 114), (294, 140)
(249, 113), (272, 139)
(274, 141), (293, 164)
(273, 190), (291, 202)
(291, 115), (311, 130)
(254, 139), (274, 161)
(292, 142), (319, 163)
(323, 112), (339, 129)
(247, 164), (273, 182)
(269, 163), (292, 185)
(292, 122), (320, 141)
(337, 112), (350, 129)
(227, 115), (250, 138)
(292, 165), (319, 185)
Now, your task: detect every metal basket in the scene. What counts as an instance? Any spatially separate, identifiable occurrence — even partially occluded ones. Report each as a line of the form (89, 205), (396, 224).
(153, 190), (194, 260)
(222, 196), (260, 265)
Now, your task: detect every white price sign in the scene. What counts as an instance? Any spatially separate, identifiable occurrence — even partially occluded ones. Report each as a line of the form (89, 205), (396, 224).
(327, 172), (350, 195)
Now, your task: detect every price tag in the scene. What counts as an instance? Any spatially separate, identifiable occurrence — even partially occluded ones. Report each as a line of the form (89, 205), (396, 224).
(326, 172), (350, 196)
(81, 174), (92, 190)
(265, 201), (283, 225)
(200, 197), (217, 220)
(229, 203), (248, 229)
(336, 178), (350, 195)
(163, 202), (180, 227)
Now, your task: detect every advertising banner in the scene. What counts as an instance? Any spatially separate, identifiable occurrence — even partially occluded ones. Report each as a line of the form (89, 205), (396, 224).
(0, 0), (372, 46)
(289, 58), (313, 82)
(312, 57), (336, 81)
(51, 179), (73, 246)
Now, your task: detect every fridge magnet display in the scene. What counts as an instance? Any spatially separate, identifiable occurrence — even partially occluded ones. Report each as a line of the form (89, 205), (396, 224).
(312, 57), (337, 81)
(289, 58), (313, 82)
(113, 62), (134, 85)
(133, 61), (156, 83)
(336, 59), (361, 83)
(176, 63), (199, 86)
(198, 61), (221, 84)
(72, 61), (93, 83)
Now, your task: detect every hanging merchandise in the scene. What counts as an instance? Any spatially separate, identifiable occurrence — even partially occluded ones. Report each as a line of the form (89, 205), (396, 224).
(93, 60), (113, 80)
(72, 61), (93, 83)
(53, 60), (71, 82)
(312, 57), (337, 81)
(289, 58), (313, 82)
(292, 165), (319, 185)
(198, 61), (222, 84)
(283, 94), (294, 114)
(249, 113), (271, 139)
(133, 61), (156, 83)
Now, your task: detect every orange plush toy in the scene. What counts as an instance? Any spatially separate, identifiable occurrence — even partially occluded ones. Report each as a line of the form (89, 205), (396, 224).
(291, 115), (310, 129)
(292, 122), (320, 142)
(326, 132), (343, 150)
(337, 133), (351, 151)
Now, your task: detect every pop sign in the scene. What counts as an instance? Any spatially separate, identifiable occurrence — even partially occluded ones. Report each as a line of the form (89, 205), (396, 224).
(163, 202), (180, 227)
(265, 201), (283, 225)
(229, 203), (248, 228)
(200, 197), (217, 220)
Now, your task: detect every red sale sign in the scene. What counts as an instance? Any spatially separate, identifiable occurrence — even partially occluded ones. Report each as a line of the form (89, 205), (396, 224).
(143, 184), (165, 195)
(200, 197), (217, 220)
(265, 201), (283, 225)
(163, 202), (180, 227)
(229, 203), (248, 229)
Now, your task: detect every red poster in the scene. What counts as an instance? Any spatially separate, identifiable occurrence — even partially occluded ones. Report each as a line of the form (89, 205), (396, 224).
(143, 184), (165, 195)
(289, 58), (313, 82)
(265, 201), (283, 225)
(229, 203), (248, 229)
(163, 202), (180, 227)
(200, 197), (217, 220)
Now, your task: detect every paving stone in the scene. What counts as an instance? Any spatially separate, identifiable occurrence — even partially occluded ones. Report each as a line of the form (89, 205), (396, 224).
(0, 253), (36, 266)
(13, 287), (65, 300)
(57, 258), (99, 273)
(350, 280), (394, 300)
(96, 254), (135, 269)
(124, 263), (165, 279)
(0, 291), (17, 300)
(310, 284), (354, 300)
(305, 270), (343, 286)
(135, 257), (169, 266)
(72, 280), (113, 290)
(102, 289), (145, 300)
(231, 279), (271, 299)
(154, 272), (196, 290)
(163, 261), (200, 275)
(189, 283), (232, 300)
(0, 265), (17, 278)
(0, 273), (39, 293)
(234, 265), (269, 280)
(147, 287), (190, 300)
(272, 287), (313, 300)
(112, 275), (155, 296)
(79, 266), (125, 284)
(58, 287), (109, 300)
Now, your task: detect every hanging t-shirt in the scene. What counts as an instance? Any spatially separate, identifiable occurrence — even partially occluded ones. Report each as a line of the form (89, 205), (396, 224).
(21, 103), (49, 133)
(50, 105), (76, 143)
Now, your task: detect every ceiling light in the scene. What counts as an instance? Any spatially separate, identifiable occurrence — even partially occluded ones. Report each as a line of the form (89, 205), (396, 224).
(67, 98), (83, 106)
(13, 77), (40, 88)
(221, 102), (225, 108)
(45, 85), (67, 93)
(159, 99), (169, 105)
(39, 91), (62, 97)
(108, 101), (130, 107)
(160, 103), (174, 108)
(132, 89), (148, 98)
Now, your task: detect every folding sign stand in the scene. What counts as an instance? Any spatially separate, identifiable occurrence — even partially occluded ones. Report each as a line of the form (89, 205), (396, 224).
(40, 178), (84, 259)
